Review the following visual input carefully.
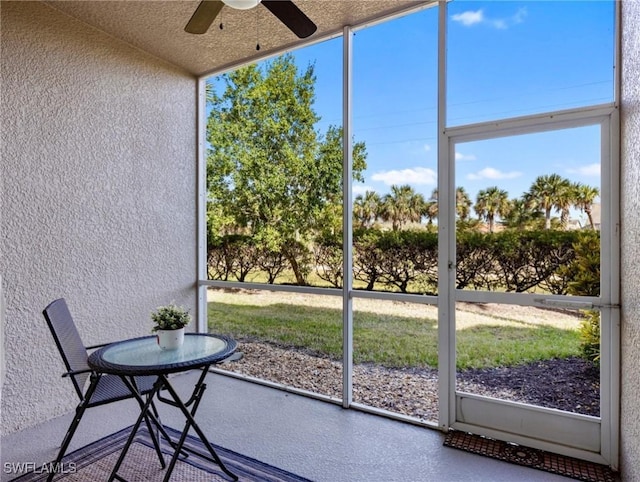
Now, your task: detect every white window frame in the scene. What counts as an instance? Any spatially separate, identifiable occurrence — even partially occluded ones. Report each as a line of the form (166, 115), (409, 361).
(196, 0), (620, 466)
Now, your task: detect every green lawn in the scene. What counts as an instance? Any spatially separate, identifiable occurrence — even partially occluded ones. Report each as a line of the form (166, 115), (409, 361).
(208, 289), (582, 370)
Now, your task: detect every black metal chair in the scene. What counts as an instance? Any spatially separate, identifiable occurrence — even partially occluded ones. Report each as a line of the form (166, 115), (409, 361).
(42, 298), (169, 481)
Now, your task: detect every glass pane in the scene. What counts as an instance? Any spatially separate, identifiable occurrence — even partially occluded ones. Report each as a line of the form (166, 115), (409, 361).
(455, 302), (600, 416)
(447, 0), (615, 126)
(353, 298), (439, 423)
(205, 38), (343, 288)
(352, 6), (439, 295)
(208, 288), (343, 399)
(455, 126), (602, 296)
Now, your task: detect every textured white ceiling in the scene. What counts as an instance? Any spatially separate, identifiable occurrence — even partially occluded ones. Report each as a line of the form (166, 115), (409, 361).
(45, 0), (430, 77)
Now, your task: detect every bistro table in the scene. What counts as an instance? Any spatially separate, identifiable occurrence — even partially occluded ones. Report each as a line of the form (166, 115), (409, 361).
(88, 333), (238, 482)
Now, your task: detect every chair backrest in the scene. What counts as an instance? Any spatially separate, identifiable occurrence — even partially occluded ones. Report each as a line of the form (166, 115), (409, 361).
(42, 298), (90, 400)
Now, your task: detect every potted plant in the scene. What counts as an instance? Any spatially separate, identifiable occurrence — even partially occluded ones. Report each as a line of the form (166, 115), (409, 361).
(151, 303), (191, 350)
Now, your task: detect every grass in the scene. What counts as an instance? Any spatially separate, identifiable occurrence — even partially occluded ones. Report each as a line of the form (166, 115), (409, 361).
(455, 325), (580, 369)
(208, 289), (582, 370)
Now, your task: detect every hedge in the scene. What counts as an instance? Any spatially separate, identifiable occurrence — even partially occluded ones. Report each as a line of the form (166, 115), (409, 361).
(208, 229), (599, 295)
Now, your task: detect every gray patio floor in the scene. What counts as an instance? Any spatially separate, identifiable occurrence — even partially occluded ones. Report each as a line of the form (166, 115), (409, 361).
(1, 370), (570, 481)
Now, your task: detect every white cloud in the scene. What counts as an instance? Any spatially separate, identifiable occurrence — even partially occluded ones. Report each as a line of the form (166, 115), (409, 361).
(451, 10), (484, 26)
(566, 163), (600, 177)
(423, 144), (432, 152)
(491, 19), (507, 30)
(452, 7), (527, 29)
(467, 167), (522, 181)
(455, 151), (477, 161)
(352, 184), (374, 196)
(371, 167), (437, 186)
(513, 7), (528, 24)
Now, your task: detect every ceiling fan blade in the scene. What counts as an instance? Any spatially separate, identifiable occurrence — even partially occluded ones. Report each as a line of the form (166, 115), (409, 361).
(185, 0), (224, 34)
(262, 1), (317, 39)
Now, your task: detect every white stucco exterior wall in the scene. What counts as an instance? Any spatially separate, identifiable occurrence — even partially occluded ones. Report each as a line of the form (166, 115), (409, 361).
(0, 2), (197, 434)
(620, 1), (640, 479)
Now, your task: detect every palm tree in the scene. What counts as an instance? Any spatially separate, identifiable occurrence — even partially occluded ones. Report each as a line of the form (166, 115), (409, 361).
(573, 183), (600, 229)
(502, 197), (543, 230)
(425, 188), (439, 224)
(379, 184), (424, 230)
(474, 186), (510, 233)
(527, 174), (571, 230)
(423, 200), (438, 225)
(556, 181), (578, 229)
(456, 186), (472, 221)
(425, 187), (470, 223)
(353, 190), (381, 228)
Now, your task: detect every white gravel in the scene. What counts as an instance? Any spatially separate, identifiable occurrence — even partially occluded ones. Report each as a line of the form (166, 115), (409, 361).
(220, 341), (527, 423)
(210, 290), (586, 421)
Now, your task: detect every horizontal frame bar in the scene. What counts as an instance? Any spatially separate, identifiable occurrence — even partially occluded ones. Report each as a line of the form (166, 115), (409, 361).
(446, 103), (616, 143)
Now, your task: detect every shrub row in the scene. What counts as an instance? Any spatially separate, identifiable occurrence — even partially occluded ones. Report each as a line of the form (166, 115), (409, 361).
(208, 229), (600, 295)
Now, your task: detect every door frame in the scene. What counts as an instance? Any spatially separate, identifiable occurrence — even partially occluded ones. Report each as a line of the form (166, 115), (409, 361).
(437, 105), (620, 467)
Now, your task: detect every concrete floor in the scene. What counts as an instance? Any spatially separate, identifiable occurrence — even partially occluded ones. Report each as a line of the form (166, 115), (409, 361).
(1, 370), (571, 482)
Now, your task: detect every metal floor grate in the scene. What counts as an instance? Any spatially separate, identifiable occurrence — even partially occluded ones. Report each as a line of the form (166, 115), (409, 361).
(443, 430), (617, 482)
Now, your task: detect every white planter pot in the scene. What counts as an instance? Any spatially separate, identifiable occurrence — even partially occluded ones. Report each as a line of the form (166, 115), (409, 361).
(156, 328), (185, 350)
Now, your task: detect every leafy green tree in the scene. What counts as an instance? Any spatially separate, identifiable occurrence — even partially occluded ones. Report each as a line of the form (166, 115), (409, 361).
(474, 186), (510, 233)
(206, 54), (366, 285)
(379, 185), (425, 231)
(316, 125), (367, 236)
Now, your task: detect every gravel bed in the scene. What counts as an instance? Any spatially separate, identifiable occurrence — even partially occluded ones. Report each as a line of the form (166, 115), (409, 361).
(219, 341), (600, 421)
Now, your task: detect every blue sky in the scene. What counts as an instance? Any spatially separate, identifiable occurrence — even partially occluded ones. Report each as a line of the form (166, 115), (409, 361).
(208, 0), (615, 224)
(291, 0), (615, 222)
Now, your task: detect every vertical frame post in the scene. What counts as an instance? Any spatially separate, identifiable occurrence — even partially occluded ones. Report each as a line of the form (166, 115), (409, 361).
(436, 0), (454, 430)
(605, 1), (621, 465)
(342, 25), (354, 408)
(196, 78), (208, 334)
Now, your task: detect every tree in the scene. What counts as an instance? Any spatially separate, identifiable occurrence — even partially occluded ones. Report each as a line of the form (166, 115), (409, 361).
(456, 186), (472, 221)
(379, 185), (425, 230)
(424, 188), (439, 225)
(424, 187), (470, 224)
(556, 181), (577, 229)
(353, 190), (381, 229)
(502, 198), (543, 231)
(527, 174), (571, 230)
(474, 186), (510, 233)
(206, 54), (367, 285)
(316, 124), (367, 236)
(573, 183), (600, 230)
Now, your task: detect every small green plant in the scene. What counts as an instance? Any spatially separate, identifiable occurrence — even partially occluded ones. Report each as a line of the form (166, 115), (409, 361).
(151, 304), (191, 332)
(564, 233), (600, 366)
(578, 310), (600, 366)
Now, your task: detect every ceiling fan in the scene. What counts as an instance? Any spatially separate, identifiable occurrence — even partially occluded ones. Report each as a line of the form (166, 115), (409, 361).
(185, 0), (317, 39)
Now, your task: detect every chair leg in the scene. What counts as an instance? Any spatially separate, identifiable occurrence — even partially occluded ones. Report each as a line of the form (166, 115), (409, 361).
(46, 375), (100, 482)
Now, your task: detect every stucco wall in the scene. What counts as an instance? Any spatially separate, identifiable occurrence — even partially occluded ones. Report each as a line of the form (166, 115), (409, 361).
(0, 2), (197, 434)
(620, 1), (640, 479)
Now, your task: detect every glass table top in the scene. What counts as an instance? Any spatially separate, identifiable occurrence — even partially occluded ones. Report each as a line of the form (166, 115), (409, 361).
(88, 333), (236, 376)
